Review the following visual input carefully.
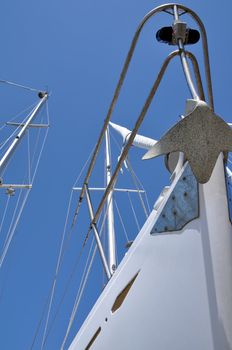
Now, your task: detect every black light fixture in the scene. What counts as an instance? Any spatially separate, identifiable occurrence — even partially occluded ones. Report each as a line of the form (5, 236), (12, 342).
(156, 26), (200, 45)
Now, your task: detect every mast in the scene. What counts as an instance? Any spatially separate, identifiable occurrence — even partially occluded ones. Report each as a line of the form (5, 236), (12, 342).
(105, 127), (116, 274)
(0, 92), (48, 176)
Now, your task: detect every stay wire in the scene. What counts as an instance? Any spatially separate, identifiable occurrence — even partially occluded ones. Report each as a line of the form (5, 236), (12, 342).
(126, 157), (150, 217)
(38, 141), (112, 348)
(0, 101), (38, 133)
(0, 114), (47, 269)
(40, 170), (97, 347)
(109, 128), (150, 214)
(39, 144), (97, 349)
(0, 195), (10, 237)
(30, 105), (47, 175)
(1, 188), (24, 259)
(27, 131), (31, 184)
(127, 191), (140, 232)
(0, 189), (30, 269)
(40, 191), (74, 350)
(114, 198), (129, 243)
(0, 79), (43, 93)
(43, 236), (95, 346)
(73, 144), (97, 188)
(60, 243), (97, 350)
(61, 199), (110, 349)
(29, 286), (53, 350)
(0, 102), (43, 187)
(43, 206), (105, 347)
(31, 125), (49, 184)
(0, 114), (46, 269)
(0, 107), (35, 152)
(30, 190), (73, 350)
(45, 101), (50, 125)
(30, 222), (92, 350)
(0, 103), (50, 340)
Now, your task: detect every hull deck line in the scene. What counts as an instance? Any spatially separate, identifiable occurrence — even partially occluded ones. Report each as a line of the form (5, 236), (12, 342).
(69, 155), (232, 350)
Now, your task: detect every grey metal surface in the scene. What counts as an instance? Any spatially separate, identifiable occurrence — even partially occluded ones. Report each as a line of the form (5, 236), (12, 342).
(72, 2), (213, 227)
(105, 127), (117, 274)
(151, 163), (198, 233)
(85, 185), (111, 280)
(88, 50), (205, 233)
(173, 5), (199, 100)
(143, 101), (232, 183)
(225, 167), (232, 223)
(0, 94), (48, 176)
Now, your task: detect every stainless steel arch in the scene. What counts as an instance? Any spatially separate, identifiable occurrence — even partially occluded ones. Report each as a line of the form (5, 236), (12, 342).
(73, 3), (213, 229)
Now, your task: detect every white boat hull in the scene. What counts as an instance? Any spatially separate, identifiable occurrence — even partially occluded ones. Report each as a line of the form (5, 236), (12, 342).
(69, 154), (232, 350)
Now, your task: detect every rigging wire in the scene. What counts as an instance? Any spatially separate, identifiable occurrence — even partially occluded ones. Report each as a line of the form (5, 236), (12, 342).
(61, 199), (111, 349)
(0, 101), (38, 134)
(126, 157), (151, 213)
(0, 258), (13, 306)
(59, 128), (148, 343)
(127, 191), (140, 232)
(29, 289), (52, 350)
(0, 195), (10, 237)
(39, 144), (96, 349)
(114, 198), (130, 243)
(39, 125), (149, 348)
(1, 188), (23, 255)
(0, 79), (43, 93)
(60, 242), (98, 350)
(30, 105), (47, 173)
(29, 190), (74, 350)
(109, 127), (151, 215)
(70, 144), (97, 229)
(31, 120), (49, 183)
(41, 204), (106, 348)
(27, 130), (31, 184)
(38, 200), (106, 348)
(73, 144), (96, 188)
(0, 189), (30, 269)
(40, 190), (75, 350)
(126, 157), (149, 218)
(0, 102), (49, 269)
(0, 108), (34, 152)
(0, 102), (43, 187)
(43, 237), (95, 346)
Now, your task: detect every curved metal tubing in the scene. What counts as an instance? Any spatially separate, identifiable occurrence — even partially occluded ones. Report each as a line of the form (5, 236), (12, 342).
(72, 3), (213, 226)
(173, 5), (199, 100)
(186, 52), (205, 101)
(175, 5), (213, 109)
(91, 50), (179, 224)
(91, 49), (207, 225)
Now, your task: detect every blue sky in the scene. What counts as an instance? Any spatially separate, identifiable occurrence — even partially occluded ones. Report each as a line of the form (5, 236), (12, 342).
(0, 1), (231, 349)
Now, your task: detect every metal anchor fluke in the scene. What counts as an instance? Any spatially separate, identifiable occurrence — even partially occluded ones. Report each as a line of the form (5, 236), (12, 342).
(143, 100), (232, 183)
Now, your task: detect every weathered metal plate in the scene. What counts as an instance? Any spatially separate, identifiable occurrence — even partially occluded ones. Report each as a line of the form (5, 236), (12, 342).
(143, 100), (232, 184)
(151, 163), (199, 234)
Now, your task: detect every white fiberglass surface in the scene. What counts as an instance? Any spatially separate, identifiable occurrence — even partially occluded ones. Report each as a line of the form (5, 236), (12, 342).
(69, 155), (232, 350)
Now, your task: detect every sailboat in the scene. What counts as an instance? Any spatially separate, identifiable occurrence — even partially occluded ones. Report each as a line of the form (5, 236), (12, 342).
(1, 2), (231, 350)
(0, 87), (49, 269)
(47, 3), (231, 349)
